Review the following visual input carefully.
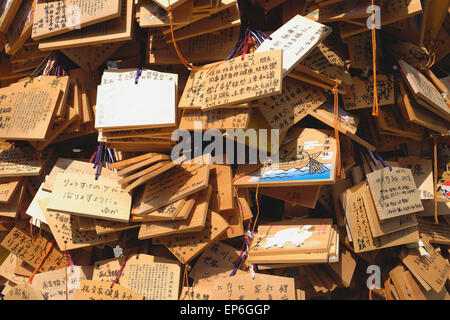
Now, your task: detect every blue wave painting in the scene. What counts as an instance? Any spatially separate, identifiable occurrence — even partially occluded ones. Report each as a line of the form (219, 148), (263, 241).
(249, 164), (332, 182)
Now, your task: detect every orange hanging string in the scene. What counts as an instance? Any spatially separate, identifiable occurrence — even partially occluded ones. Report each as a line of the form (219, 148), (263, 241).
(167, 0), (224, 71)
(433, 136), (439, 224)
(333, 82), (342, 179)
(181, 264), (191, 299)
(371, 0), (379, 117)
(26, 240), (54, 287)
(251, 161), (269, 237)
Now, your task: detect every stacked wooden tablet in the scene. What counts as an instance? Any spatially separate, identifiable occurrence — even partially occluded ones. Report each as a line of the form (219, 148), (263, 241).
(0, 0), (449, 301)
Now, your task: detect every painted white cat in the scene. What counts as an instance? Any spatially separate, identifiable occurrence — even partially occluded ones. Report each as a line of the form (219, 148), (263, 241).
(264, 225), (313, 249)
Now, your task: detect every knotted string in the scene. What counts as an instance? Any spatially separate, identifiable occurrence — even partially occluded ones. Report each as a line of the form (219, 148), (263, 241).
(167, 0), (223, 71)
(111, 252), (130, 288)
(167, 0), (270, 69)
(229, 161), (269, 274)
(333, 82), (342, 178)
(230, 230), (252, 276)
(252, 161), (269, 236)
(371, 0), (379, 117)
(225, 27), (269, 61)
(110, 252), (130, 288)
(27, 240), (55, 287)
(182, 264), (191, 298)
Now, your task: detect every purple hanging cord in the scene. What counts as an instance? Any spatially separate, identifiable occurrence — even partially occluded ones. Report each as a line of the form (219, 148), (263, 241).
(93, 143), (105, 180)
(135, 67), (142, 84)
(230, 230), (253, 276)
(225, 27), (271, 61)
(374, 152), (393, 171)
(367, 150), (379, 170)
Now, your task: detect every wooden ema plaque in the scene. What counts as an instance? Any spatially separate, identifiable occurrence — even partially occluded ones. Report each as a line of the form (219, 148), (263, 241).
(346, 32), (372, 70)
(41, 198), (119, 251)
(179, 107), (250, 130)
(101, 68), (178, 86)
(0, 147), (42, 177)
(92, 253), (181, 300)
(0, 181), (26, 219)
(32, 0), (122, 40)
(0, 252), (28, 286)
(397, 157), (434, 200)
(350, 182), (418, 238)
(256, 14), (332, 75)
(202, 50), (283, 110)
(366, 167), (424, 220)
(398, 81), (449, 134)
(213, 273), (296, 300)
(47, 173), (132, 223)
(189, 241), (241, 284)
(120, 254), (181, 300)
(0, 226), (65, 273)
(3, 284), (44, 300)
(38, 0), (134, 50)
(137, 162), (210, 214)
(137, 185), (212, 239)
(33, 266), (94, 300)
(178, 62), (218, 109)
(95, 79), (176, 130)
(43, 158), (119, 192)
(342, 74), (395, 110)
(249, 219), (332, 257)
(131, 197), (187, 221)
(295, 40), (353, 86)
(400, 237), (450, 293)
(258, 78), (327, 133)
(248, 227), (339, 269)
(398, 59), (450, 121)
(75, 280), (144, 300)
(0, 82), (61, 140)
(234, 128), (337, 187)
(344, 187), (420, 254)
(155, 210), (230, 264)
